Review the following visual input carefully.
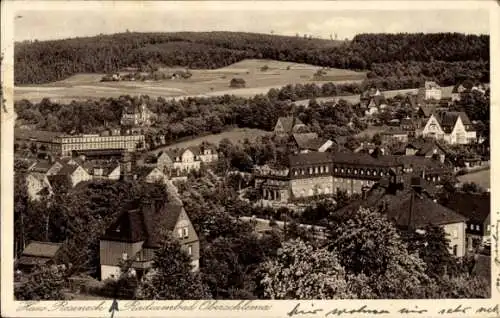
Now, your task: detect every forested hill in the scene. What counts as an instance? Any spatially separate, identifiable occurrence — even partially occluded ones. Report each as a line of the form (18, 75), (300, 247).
(15, 31), (489, 85)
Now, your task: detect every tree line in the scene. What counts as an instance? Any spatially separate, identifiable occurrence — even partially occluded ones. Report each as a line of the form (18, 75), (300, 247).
(15, 31), (489, 84)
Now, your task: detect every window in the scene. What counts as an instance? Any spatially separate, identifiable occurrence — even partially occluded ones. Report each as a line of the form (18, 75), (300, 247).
(451, 230), (458, 239)
(341, 168), (344, 173)
(360, 170), (364, 175)
(309, 167), (313, 174)
(314, 167), (319, 174)
(177, 228), (183, 238)
(470, 224), (474, 230)
(475, 225), (480, 231)
(347, 169), (351, 174)
(354, 169), (357, 174)
(183, 227), (189, 238)
(334, 168), (338, 173)
(487, 225), (491, 232)
(452, 245), (458, 256)
(294, 170), (298, 176)
(320, 166), (324, 173)
(325, 166), (329, 173)
(188, 245), (193, 256)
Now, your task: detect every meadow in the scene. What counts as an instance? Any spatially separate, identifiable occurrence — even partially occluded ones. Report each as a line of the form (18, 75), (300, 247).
(457, 168), (491, 190)
(15, 59), (366, 103)
(150, 127), (272, 155)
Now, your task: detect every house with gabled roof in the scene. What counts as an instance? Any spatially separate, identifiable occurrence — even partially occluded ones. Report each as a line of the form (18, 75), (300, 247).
(337, 176), (467, 257)
(46, 158), (91, 188)
(157, 147), (202, 174)
(292, 133), (333, 154)
(132, 166), (166, 184)
(421, 110), (476, 145)
(274, 116), (306, 136)
(440, 192), (490, 252)
(83, 161), (121, 181)
(99, 201), (199, 280)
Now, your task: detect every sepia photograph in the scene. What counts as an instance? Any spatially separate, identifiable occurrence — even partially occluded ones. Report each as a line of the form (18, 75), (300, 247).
(1, 1), (498, 317)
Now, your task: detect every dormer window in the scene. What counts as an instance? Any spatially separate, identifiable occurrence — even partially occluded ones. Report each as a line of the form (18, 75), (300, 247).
(360, 170), (364, 175)
(183, 227), (189, 238)
(341, 168), (344, 173)
(347, 169), (351, 174)
(314, 167), (319, 174)
(354, 169), (357, 174)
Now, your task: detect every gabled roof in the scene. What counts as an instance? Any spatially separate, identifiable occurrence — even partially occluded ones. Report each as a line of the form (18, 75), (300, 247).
(83, 161), (120, 176)
(416, 141), (446, 156)
(436, 111), (474, 132)
(133, 166), (162, 180)
(419, 105), (437, 117)
(22, 241), (63, 258)
(292, 133), (329, 151)
(29, 160), (53, 173)
(337, 183), (467, 228)
(276, 117), (305, 133)
(102, 202), (186, 248)
(440, 192), (490, 224)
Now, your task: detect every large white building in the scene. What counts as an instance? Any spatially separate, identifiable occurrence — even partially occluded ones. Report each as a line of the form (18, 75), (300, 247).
(421, 111), (476, 145)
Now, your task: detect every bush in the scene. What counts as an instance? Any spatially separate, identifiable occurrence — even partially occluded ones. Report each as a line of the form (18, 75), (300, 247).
(230, 78), (246, 88)
(260, 65), (269, 72)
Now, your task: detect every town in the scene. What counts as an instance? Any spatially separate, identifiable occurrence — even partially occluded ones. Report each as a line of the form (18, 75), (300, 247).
(12, 27), (490, 300)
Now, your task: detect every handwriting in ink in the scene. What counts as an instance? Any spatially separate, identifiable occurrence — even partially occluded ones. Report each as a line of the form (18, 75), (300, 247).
(287, 303), (323, 317)
(399, 306), (428, 314)
(324, 305), (390, 316)
(437, 305), (471, 314)
(109, 299), (119, 318)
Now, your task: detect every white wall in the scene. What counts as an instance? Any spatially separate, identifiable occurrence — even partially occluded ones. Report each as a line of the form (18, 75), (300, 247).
(101, 265), (121, 281)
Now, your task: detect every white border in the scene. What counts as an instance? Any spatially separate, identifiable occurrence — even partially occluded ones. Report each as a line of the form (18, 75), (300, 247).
(2, 1), (499, 317)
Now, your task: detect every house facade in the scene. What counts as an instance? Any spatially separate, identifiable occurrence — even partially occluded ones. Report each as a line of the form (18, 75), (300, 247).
(100, 202), (200, 280)
(157, 148), (202, 173)
(440, 192), (491, 252)
(46, 158), (92, 188)
(419, 81), (442, 100)
(25, 172), (53, 201)
(421, 111), (476, 145)
(121, 103), (156, 127)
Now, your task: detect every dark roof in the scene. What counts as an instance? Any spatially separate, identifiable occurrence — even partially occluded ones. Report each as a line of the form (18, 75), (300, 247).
(292, 133), (329, 150)
(437, 111), (473, 131)
(440, 192), (490, 224)
(332, 152), (398, 167)
(276, 117), (305, 133)
(29, 160), (53, 173)
(73, 149), (126, 157)
(338, 183), (467, 228)
(102, 202), (185, 248)
(22, 241), (63, 258)
(133, 166), (161, 180)
(416, 141), (446, 156)
(392, 155), (451, 173)
(419, 105), (437, 117)
(289, 152), (331, 166)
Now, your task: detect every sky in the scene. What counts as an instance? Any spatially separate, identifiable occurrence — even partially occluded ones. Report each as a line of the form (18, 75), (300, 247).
(14, 7), (490, 42)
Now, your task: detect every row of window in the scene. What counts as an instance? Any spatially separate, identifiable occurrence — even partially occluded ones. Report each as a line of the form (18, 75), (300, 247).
(334, 167), (386, 177)
(293, 165), (330, 176)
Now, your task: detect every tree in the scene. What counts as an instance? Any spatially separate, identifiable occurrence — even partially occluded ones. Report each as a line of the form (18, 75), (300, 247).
(230, 78), (246, 88)
(401, 225), (460, 280)
(135, 234), (210, 300)
(259, 238), (354, 299)
(15, 265), (67, 300)
(328, 207), (431, 298)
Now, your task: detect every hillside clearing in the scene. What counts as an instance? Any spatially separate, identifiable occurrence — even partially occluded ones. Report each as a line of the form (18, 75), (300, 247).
(150, 128), (272, 155)
(15, 59), (366, 103)
(457, 169), (490, 190)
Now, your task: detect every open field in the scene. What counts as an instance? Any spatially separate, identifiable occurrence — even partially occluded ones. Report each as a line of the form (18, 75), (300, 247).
(457, 169), (490, 190)
(15, 59), (366, 103)
(150, 128), (272, 155)
(293, 86), (455, 107)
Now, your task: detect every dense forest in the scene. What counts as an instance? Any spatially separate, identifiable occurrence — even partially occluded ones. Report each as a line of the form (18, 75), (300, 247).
(15, 32), (489, 84)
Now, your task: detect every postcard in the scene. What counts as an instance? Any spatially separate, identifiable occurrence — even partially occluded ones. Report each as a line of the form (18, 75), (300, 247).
(1, 1), (499, 317)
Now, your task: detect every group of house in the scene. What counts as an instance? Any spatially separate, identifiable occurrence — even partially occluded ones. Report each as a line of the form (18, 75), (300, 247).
(359, 81), (486, 146)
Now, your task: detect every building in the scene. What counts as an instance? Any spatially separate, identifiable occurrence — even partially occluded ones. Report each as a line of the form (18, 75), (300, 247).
(132, 166), (166, 184)
(191, 143), (219, 164)
(274, 117), (306, 136)
(440, 192), (490, 252)
(25, 172), (53, 201)
(419, 81), (442, 100)
(52, 133), (146, 157)
(291, 133), (333, 153)
(402, 141), (447, 163)
(16, 241), (63, 272)
(254, 152), (404, 202)
(14, 129), (60, 154)
(83, 161), (121, 181)
(99, 201), (199, 280)
(337, 177), (468, 257)
(46, 158), (92, 188)
(157, 148), (201, 174)
(121, 103), (156, 127)
(421, 111), (477, 144)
